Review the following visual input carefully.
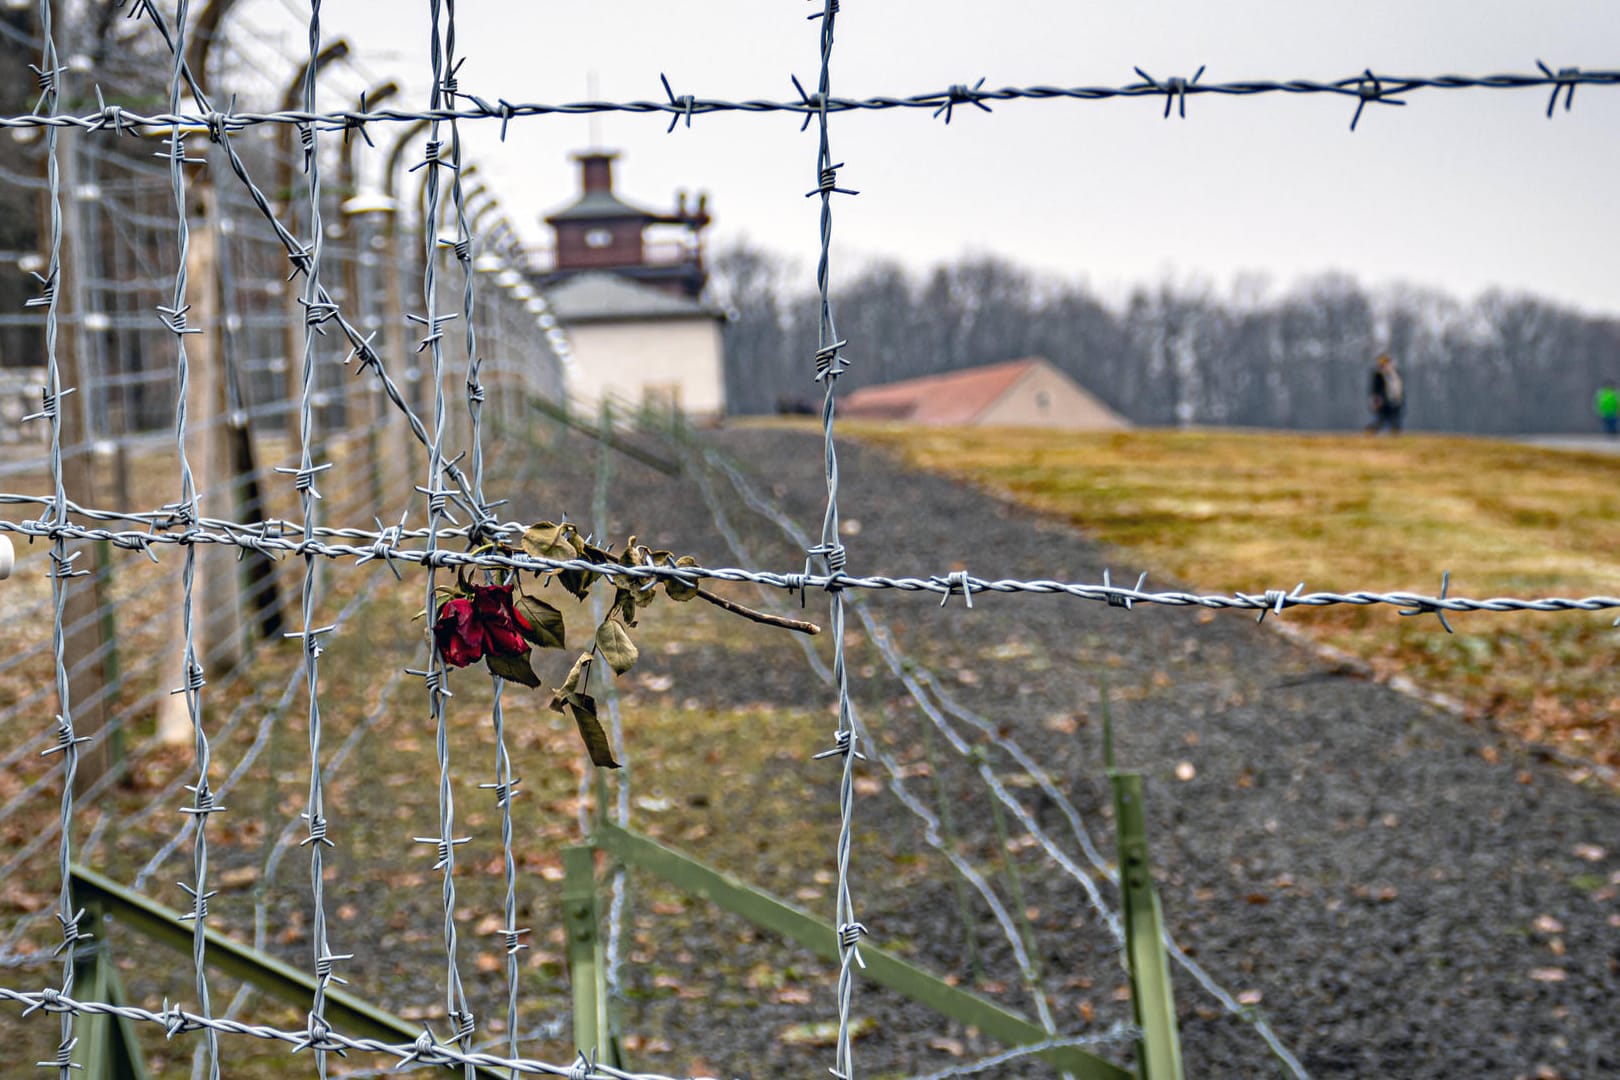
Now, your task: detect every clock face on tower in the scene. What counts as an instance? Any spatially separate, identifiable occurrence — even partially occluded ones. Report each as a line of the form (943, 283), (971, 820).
(584, 228), (613, 249)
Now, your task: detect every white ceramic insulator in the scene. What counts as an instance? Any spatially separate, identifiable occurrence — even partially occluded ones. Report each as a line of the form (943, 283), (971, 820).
(0, 534), (12, 581)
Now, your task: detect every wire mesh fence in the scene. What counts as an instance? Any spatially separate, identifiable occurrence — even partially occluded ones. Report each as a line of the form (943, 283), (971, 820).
(1, 1), (1618, 1078)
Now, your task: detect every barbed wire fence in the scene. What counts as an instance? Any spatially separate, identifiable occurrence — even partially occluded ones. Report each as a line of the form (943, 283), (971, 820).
(0, 0), (1617, 1076)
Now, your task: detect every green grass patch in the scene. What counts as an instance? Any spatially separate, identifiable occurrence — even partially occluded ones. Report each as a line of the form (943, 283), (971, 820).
(851, 424), (1620, 771)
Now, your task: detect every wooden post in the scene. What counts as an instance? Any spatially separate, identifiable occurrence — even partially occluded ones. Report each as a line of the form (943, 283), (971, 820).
(191, 181), (240, 667)
(50, 129), (112, 792)
(157, 176), (234, 745)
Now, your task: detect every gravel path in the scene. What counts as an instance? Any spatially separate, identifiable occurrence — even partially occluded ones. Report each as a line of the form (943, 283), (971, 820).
(517, 421), (1620, 1080)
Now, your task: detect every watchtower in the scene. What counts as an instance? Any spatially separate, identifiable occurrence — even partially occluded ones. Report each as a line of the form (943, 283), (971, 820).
(542, 151), (712, 298)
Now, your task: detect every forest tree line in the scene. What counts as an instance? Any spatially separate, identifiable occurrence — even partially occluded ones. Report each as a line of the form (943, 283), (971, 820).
(710, 242), (1620, 435)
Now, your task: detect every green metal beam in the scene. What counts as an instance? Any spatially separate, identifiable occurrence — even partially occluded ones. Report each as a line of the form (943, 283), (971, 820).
(73, 921), (149, 1080)
(1110, 774), (1185, 1080)
(562, 844), (624, 1066)
(592, 823), (1133, 1080)
(68, 865), (508, 1080)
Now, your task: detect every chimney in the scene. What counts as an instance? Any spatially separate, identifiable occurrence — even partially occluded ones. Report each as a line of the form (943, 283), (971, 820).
(576, 151), (617, 194)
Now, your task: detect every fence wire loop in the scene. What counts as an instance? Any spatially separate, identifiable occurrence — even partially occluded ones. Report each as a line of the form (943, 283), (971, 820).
(660, 73), (696, 132)
(21, 383), (70, 424)
(23, 269), (57, 309)
(1538, 60), (1580, 116)
(1350, 69), (1406, 130)
(934, 77), (991, 123)
(27, 61), (64, 111)
(813, 729), (865, 762)
(34, 1036), (79, 1071)
(936, 568), (974, 608)
(812, 338), (851, 381)
(566, 1048), (596, 1080)
(441, 55), (467, 100)
(299, 811), (333, 849)
(395, 1026), (447, 1068)
(1103, 567), (1149, 610)
(50, 909), (89, 957)
(1253, 582), (1305, 624)
(806, 162), (857, 199)
(22, 986), (69, 1016)
(291, 1013), (347, 1056)
(91, 86), (128, 134)
(1135, 65), (1205, 118)
(1399, 569), (1456, 633)
(789, 74), (821, 131)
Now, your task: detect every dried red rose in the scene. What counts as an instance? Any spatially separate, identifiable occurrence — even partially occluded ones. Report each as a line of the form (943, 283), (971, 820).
(433, 596), (486, 667)
(470, 584), (532, 658)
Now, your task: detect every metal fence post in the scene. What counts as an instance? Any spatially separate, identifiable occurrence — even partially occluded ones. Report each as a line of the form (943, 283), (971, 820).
(71, 904), (150, 1080)
(1110, 771), (1184, 1080)
(561, 844), (623, 1068)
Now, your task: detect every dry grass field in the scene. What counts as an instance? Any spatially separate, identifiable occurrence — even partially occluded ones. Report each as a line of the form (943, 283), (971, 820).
(847, 424), (1620, 773)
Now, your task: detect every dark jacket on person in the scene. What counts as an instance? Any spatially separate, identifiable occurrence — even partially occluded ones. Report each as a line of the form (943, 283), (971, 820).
(1370, 366), (1404, 414)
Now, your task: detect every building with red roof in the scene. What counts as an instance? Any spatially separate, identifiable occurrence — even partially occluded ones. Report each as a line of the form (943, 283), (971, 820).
(839, 358), (1128, 430)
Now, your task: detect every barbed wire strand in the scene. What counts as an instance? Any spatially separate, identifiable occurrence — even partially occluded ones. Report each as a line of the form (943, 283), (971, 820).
(801, 4), (869, 1079)
(416, 1), (478, 1069)
(157, 2), (225, 1074)
(448, 0), (507, 1069)
(290, 2), (344, 1074)
(0, 986), (684, 1080)
(7, 503), (1620, 624)
(31, 0), (84, 1071)
(6, 66), (1620, 135)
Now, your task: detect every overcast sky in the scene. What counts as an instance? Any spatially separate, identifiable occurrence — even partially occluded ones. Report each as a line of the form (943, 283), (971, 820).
(229, 1), (1620, 316)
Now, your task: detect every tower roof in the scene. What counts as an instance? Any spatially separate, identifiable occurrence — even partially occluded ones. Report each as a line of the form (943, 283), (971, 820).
(544, 150), (659, 224)
(544, 189), (659, 224)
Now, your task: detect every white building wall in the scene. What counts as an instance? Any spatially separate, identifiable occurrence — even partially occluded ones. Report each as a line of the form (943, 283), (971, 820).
(562, 317), (726, 417)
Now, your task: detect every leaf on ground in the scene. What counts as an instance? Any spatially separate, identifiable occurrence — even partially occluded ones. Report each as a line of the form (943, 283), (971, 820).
(777, 1017), (876, 1047)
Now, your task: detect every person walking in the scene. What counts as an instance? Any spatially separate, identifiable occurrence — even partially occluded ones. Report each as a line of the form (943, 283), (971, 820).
(1366, 353), (1405, 435)
(1595, 384), (1619, 437)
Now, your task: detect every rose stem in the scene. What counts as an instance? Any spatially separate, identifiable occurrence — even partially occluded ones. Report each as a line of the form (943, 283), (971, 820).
(696, 587), (821, 635)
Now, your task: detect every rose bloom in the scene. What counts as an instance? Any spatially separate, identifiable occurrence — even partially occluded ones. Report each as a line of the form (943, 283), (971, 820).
(433, 596), (486, 667)
(470, 583), (533, 657)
